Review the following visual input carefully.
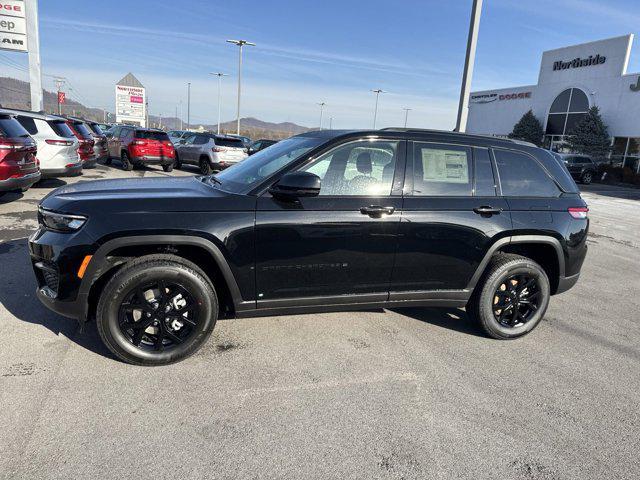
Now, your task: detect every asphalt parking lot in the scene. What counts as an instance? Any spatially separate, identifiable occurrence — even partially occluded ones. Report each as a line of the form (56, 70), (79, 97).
(1, 165), (639, 480)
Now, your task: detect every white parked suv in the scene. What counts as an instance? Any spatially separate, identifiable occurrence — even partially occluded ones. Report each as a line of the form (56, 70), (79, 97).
(1, 108), (82, 178)
(174, 132), (247, 174)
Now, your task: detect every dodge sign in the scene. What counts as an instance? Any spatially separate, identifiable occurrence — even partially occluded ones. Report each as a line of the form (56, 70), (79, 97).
(0, 0), (27, 52)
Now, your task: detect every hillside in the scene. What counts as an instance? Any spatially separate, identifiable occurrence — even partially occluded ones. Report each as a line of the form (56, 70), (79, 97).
(0, 76), (311, 140)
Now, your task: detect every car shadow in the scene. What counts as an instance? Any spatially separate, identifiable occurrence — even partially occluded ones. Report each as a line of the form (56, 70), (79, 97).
(0, 191), (24, 204)
(0, 238), (114, 360)
(34, 178), (67, 189)
(390, 307), (485, 337)
(581, 183), (640, 201)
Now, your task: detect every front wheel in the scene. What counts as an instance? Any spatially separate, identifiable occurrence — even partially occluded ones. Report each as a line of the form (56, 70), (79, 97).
(467, 253), (550, 339)
(581, 171), (593, 184)
(96, 255), (218, 366)
(199, 157), (213, 175)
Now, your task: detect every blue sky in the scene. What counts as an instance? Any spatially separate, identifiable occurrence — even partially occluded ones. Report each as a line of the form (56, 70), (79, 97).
(1, 0), (639, 129)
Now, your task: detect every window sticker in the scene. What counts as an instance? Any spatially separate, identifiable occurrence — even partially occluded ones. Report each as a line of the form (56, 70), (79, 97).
(421, 149), (469, 184)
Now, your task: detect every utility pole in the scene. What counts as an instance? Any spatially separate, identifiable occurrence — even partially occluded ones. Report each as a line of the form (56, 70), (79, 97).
(329, 117), (333, 130)
(210, 72), (227, 134)
(371, 89), (385, 129)
(402, 107), (412, 128)
(317, 102), (326, 130)
(226, 39), (255, 135)
(187, 82), (191, 130)
(179, 101), (183, 129)
(454, 0), (483, 132)
(159, 113), (162, 129)
(54, 77), (65, 115)
(25, 0), (43, 111)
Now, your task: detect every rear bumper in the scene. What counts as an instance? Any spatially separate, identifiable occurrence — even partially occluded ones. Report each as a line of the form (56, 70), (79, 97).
(41, 164), (83, 178)
(131, 155), (175, 165)
(82, 158), (98, 168)
(0, 171), (41, 191)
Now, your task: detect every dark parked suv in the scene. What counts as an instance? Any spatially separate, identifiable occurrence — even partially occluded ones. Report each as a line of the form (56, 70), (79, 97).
(29, 129), (588, 365)
(554, 153), (597, 184)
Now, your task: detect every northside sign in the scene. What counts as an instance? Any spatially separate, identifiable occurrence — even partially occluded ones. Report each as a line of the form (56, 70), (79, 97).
(553, 54), (606, 71)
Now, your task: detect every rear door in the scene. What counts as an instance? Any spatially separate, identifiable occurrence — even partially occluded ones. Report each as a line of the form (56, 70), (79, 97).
(390, 142), (511, 293)
(179, 133), (197, 163)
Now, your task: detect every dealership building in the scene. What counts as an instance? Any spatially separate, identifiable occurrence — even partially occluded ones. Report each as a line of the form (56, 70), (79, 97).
(466, 35), (640, 171)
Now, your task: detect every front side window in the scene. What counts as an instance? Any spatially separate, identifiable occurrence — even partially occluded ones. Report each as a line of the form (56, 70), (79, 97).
(494, 149), (560, 197)
(411, 143), (472, 196)
(299, 140), (399, 196)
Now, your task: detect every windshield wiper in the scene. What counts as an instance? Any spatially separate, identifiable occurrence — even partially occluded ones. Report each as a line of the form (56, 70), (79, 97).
(204, 175), (222, 186)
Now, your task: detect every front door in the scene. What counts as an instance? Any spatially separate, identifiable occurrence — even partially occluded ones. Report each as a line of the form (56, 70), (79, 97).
(179, 133), (197, 164)
(255, 138), (406, 305)
(390, 142), (511, 293)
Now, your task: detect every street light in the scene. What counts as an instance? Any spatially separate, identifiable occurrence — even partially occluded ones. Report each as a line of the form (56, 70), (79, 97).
(371, 89), (385, 129)
(317, 102), (326, 130)
(402, 107), (412, 128)
(210, 72), (228, 134)
(227, 39), (256, 135)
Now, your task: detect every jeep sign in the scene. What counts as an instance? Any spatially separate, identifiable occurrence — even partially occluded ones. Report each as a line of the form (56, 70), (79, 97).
(0, 0), (27, 52)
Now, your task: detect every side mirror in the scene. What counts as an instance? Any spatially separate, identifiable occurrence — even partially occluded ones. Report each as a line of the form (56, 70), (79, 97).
(269, 172), (321, 200)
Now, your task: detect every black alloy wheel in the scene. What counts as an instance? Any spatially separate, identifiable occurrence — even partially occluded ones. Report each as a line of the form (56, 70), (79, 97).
(581, 171), (593, 184)
(200, 157), (213, 175)
(118, 280), (199, 352)
(492, 274), (541, 328)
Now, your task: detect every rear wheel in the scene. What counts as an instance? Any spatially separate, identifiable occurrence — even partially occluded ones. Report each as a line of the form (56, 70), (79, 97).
(96, 255), (218, 366)
(162, 163), (174, 173)
(581, 171), (593, 184)
(199, 157), (213, 175)
(174, 153), (182, 169)
(467, 253), (550, 339)
(121, 151), (133, 171)
(104, 156), (113, 165)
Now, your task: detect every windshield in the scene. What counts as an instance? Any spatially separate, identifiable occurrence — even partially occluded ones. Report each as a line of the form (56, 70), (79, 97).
(214, 136), (323, 194)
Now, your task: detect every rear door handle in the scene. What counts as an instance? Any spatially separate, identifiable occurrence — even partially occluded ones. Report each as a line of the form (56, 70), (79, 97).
(360, 205), (395, 217)
(473, 206), (502, 215)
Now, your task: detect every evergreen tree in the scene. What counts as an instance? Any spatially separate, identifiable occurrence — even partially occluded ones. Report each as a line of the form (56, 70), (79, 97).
(566, 106), (611, 158)
(508, 110), (544, 146)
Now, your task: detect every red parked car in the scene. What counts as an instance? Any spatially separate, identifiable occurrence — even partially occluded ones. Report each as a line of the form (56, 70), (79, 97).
(106, 126), (175, 171)
(0, 113), (40, 196)
(65, 118), (96, 168)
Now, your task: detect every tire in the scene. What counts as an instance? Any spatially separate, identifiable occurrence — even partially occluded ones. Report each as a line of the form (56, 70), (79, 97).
(466, 253), (550, 340)
(96, 254), (219, 366)
(104, 156), (113, 165)
(199, 157), (213, 175)
(162, 163), (174, 173)
(581, 171), (593, 185)
(174, 153), (182, 169)
(121, 151), (133, 171)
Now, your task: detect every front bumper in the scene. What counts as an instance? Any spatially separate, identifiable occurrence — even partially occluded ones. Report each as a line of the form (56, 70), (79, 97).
(0, 171), (41, 191)
(131, 155), (175, 165)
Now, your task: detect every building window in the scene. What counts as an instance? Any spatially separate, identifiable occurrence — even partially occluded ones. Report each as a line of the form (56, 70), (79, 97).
(611, 137), (640, 173)
(545, 88), (589, 137)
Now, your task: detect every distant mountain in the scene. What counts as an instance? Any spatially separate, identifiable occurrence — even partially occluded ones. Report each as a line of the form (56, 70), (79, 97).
(0, 76), (312, 140)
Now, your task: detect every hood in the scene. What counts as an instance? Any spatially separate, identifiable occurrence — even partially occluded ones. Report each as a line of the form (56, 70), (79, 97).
(40, 176), (250, 215)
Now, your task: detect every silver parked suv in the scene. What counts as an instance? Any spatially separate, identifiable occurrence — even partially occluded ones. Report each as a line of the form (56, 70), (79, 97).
(174, 132), (247, 174)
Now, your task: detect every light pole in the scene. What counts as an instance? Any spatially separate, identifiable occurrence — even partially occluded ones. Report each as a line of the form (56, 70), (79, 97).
(317, 102), (326, 130)
(402, 107), (412, 127)
(454, 0), (483, 132)
(329, 117), (333, 130)
(210, 72), (228, 134)
(226, 39), (256, 135)
(179, 101), (183, 130)
(187, 82), (191, 130)
(371, 89), (385, 129)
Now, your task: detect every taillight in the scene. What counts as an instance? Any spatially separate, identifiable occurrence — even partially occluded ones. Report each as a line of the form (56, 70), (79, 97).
(0, 141), (19, 150)
(45, 139), (74, 146)
(568, 207), (589, 219)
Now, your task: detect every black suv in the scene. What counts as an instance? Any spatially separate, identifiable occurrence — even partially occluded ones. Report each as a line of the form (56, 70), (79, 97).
(29, 129), (588, 365)
(554, 153), (597, 184)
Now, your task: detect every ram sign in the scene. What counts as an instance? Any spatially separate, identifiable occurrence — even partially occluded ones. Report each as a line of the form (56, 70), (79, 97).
(0, 0), (28, 52)
(115, 84), (146, 127)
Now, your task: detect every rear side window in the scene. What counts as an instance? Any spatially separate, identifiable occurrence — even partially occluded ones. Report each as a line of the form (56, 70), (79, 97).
(412, 143), (472, 196)
(494, 149), (560, 197)
(215, 137), (244, 148)
(16, 116), (38, 134)
(194, 135), (210, 145)
(0, 115), (30, 138)
(48, 120), (75, 138)
(135, 130), (169, 141)
(473, 148), (496, 196)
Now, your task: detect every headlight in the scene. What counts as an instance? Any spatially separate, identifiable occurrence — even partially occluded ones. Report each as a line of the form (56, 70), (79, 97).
(38, 207), (87, 232)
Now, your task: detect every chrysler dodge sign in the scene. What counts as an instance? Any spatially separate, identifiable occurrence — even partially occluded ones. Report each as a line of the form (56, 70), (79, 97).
(0, 0), (27, 52)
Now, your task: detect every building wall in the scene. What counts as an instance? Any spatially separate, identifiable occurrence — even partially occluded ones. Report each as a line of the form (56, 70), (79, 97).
(467, 35), (640, 139)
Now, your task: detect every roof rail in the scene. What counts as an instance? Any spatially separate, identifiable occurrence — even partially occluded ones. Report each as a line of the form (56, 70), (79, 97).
(380, 127), (537, 146)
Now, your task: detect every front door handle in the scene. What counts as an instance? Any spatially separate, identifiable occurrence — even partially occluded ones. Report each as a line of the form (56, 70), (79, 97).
(360, 205), (395, 217)
(473, 205), (502, 215)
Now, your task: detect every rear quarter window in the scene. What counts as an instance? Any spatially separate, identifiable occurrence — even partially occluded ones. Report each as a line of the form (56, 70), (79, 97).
(73, 122), (93, 137)
(494, 149), (560, 197)
(48, 121), (75, 138)
(16, 116), (38, 135)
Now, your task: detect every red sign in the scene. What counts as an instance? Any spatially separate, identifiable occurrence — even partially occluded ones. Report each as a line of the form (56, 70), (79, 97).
(58, 91), (66, 104)
(130, 95), (143, 103)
